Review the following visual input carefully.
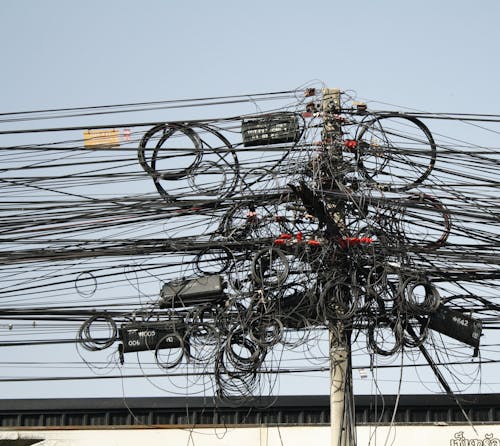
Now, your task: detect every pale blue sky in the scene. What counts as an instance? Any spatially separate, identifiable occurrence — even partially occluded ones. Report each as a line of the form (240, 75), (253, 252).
(2, 0), (499, 114)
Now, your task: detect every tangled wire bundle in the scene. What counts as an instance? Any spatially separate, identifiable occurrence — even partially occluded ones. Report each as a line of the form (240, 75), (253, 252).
(0, 88), (497, 399)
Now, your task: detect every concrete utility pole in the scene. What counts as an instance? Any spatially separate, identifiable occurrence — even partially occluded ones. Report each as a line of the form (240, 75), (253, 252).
(322, 88), (355, 446)
(330, 328), (351, 446)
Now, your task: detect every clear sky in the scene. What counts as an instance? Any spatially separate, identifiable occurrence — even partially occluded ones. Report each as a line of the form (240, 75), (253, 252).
(2, 0), (500, 115)
(1, 0), (500, 399)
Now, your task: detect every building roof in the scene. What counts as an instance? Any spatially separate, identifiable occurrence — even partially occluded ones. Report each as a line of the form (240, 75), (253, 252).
(0, 394), (498, 428)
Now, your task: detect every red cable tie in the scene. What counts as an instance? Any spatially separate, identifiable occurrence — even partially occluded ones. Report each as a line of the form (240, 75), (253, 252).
(344, 140), (358, 150)
(339, 236), (373, 248)
(307, 240), (321, 246)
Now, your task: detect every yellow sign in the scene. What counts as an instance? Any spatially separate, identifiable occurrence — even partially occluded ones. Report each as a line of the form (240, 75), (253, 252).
(83, 129), (120, 148)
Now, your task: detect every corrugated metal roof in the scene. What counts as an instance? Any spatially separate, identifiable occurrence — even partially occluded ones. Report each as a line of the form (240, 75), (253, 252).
(0, 394), (497, 428)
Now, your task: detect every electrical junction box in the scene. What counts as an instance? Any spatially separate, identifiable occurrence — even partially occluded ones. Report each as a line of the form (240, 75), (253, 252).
(120, 321), (184, 353)
(429, 305), (482, 348)
(160, 275), (226, 308)
(241, 113), (300, 147)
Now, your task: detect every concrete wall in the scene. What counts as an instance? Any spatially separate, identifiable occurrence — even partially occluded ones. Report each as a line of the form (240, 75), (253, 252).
(1, 424), (500, 446)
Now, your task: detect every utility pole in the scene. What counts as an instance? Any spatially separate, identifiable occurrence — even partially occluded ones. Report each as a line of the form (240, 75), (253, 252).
(321, 88), (355, 446)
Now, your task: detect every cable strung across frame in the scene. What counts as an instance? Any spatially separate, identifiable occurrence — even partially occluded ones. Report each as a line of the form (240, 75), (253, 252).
(0, 87), (499, 399)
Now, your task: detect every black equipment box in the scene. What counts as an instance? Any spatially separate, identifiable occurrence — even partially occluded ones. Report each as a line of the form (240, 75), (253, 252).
(160, 275), (225, 308)
(429, 306), (482, 348)
(120, 321), (184, 353)
(241, 113), (300, 147)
